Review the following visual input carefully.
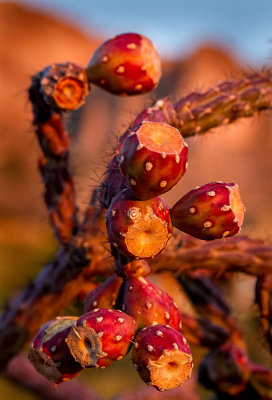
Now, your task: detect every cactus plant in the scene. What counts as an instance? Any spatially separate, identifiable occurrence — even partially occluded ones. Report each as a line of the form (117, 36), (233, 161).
(1, 29), (272, 400)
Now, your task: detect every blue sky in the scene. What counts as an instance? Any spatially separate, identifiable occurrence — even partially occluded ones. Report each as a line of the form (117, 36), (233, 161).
(6, 0), (272, 64)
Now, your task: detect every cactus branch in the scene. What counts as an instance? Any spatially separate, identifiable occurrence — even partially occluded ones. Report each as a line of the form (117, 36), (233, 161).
(28, 62), (90, 244)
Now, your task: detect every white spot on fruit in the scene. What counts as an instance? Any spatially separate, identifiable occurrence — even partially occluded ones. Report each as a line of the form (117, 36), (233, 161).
(165, 311), (170, 320)
(127, 207), (141, 220)
(51, 345), (56, 352)
(136, 144), (144, 150)
(115, 335), (122, 342)
(173, 342), (179, 350)
(118, 318), (125, 323)
(116, 65), (125, 74)
(207, 191), (216, 197)
(127, 43), (137, 49)
(175, 154), (180, 163)
(111, 209), (116, 216)
(135, 342), (139, 349)
(145, 162), (153, 171)
(161, 152), (166, 158)
(160, 180), (167, 188)
(147, 345), (154, 352)
(134, 363), (139, 369)
(203, 221), (212, 228)
(98, 331), (104, 338)
(222, 230), (230, 238)
(221, 205), (231, 212)
(145, 302), (152, 309)
(92, 301), (98, 307)
(129, 286), (133, 291)
(130, 179), (136, 186)
(120, 155), (124, 163)
(156, 330), (163, 337)
(101, 56), (109, 63)
(189, 207), (196, 214)
(96, 316), (103, 323)
(135, 84), (142, 91)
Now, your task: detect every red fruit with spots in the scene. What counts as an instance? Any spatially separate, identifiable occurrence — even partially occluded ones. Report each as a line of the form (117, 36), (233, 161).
(120, 121), (188, 200)
(171, 182), (245, 240)
(28, 316), (82, 384)
(105, 188), (172, 259)
(66, 309), (137, 368)
(84, 274), (123, 313)
(86, 32), (161, 95)
(132, 325), (193, 391)
(122, 277), (182, 330)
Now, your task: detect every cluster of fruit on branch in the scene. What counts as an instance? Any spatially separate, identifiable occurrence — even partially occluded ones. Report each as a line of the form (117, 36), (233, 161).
(27, 33), (250, 394)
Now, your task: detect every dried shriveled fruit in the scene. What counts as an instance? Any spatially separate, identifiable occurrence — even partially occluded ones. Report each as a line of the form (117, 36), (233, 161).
(66, 308), (137, 368)
(122, 277), (182, 330)
(171, 182), (245, 240)
(105, 188), (172, 258)
(120, 121), (188, 200)
(86, 33), (161, 95)
(28, 316), (82, 384)
(132, 325), (193, 391)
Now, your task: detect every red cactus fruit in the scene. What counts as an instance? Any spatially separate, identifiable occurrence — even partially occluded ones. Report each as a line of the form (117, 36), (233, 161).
(122, 277), (182, 330)
(66, 308), (137, 368)
(198, 342), (250, 395)
(86, 32), (161, 95)
(132, 325), (193, 391)
(28, 316), (82, 384)
(120, 121), (188, 200)
(171, 182), (245, 240)
(105, 188), (172, 258)
(84, 274), (123, 313)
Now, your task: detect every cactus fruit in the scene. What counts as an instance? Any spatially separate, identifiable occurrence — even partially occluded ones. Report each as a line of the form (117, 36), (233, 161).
(105, 188), (172, 258)
(122, 277), (182, 330)
(86, 33), (161, 95)
(28, 316), (82, 384)
(120, 121), (188, 200)
(66, 309), (137, 368)
(132, 325), (193, 391)
(39, 63), (89, 111)
(198, 342), (250, 395)
(171, 182), (245, 240)
(84, 274), (123, 313)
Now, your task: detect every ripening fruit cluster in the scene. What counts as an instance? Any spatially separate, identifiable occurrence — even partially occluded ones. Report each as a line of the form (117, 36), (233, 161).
(29, 32), (245, 392)
(29, 270), (193, 391)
